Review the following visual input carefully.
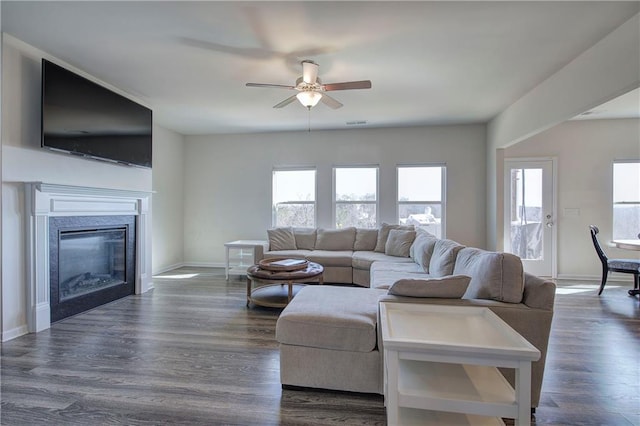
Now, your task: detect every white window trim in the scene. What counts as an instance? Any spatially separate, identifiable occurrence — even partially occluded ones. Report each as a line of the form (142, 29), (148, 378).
(332, 165), (379, 229)
(396, 164), (447, 237)
(272, 167), (317, 228)
(612, 160), (640, 239)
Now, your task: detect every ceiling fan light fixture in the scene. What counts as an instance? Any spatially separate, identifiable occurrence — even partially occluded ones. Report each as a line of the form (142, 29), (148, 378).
(296, 91), (322, 108)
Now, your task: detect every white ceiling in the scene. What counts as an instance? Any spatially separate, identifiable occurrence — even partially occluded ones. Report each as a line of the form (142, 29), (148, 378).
(2, 1), (639, 135)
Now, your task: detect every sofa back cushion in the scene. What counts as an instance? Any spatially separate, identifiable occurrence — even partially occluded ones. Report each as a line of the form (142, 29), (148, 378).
(454, 247), (525, 303)
(374, 223), (414, 252)
(315, 227), (356, 251)
(410, 230), (439, 272)
(268, 227), (297, 251)
(293, 228), (317, 250)
(354, 228), (378, 251)
(385, 229), (416, 257)
(429, 238), (465, 277)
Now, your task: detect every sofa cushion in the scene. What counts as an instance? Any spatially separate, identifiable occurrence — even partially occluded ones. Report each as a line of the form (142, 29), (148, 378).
(276, 286), (382, 352)
(410, 231), (439, 272)
(315, 227), (356, 251)
(268, 227), (297, 251)
(352, 251), (414, 270)
(293, 228), (317, 250)
(388, 275), (471, 298)
(374, 223), (414, 253)
(370, 262), (429, 290)
(455, 247), (525, 303)
(354, 228), (378, 251)
(429, 238), (465, 277)
(385, 229), (416, 257)
(306, 250), (353, 267)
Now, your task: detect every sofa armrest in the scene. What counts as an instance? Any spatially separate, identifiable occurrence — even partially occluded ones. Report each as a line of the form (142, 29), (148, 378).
(254, 242), (270, 262)
(522, 273), (556, 310)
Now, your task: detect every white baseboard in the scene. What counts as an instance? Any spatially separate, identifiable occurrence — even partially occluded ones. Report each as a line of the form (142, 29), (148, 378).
(182, 262), (225, 268)
(557, 273), (634, 283)
(2, 325), (29, 342)
(152, 262), (186, 275)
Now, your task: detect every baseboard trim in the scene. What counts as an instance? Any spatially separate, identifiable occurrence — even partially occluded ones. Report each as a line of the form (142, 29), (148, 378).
(152, 262), (186, 275)
(2, 325), (29, 342)
(557, 273), (634, 283)
(182, 262), (225, 268)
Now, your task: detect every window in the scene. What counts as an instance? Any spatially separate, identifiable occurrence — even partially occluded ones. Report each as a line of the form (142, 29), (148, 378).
(272, 169), (316, 227)
(613, 161), (640, 239)
(334, 166), (378, 228)
(397, 165), (446, 238)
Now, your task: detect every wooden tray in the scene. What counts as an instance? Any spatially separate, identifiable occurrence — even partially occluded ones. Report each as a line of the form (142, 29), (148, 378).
(258, 258), (309, 272)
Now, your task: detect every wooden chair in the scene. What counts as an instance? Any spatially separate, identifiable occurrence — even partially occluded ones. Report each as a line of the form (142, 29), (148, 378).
(589, 225), (640, 296)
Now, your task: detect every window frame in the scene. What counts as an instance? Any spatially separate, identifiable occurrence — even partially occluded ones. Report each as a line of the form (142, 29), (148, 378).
(396, 164), (447, 237)
(332, 165), (379, 229)
(612, 160), (640, 240)
(272, 167), (317, 228)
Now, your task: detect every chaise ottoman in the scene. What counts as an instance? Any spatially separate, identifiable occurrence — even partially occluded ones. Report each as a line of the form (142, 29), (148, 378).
(275, 285), (386, 393)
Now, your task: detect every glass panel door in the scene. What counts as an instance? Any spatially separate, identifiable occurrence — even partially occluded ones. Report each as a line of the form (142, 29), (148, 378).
(504, 159), (555, 277)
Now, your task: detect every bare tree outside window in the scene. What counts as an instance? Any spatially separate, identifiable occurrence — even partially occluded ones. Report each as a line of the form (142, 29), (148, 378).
(334, 167), (378, 228)
(273, 169), (316, 227)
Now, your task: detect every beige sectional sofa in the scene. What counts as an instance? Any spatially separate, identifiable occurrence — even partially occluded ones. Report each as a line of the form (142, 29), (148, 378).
(263, 225), (416, 286)
(267, 225), (556, 409)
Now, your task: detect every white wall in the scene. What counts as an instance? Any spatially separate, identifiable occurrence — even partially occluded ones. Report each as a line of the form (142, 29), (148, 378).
(0, 36), (166, 340)
(183, 125), (487, 266)
(505, 119), (640, 280)
(487, 13), (640, 250)
(152, 124), (185, 274)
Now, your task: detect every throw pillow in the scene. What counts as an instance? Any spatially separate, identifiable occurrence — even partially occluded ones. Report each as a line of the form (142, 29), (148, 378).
(388, 275), (471, 298)
(354, 228), (378, 251)
(429, 238), (465, 277)
(267, 227), (297, 251)
(385, 229), (417, 257)
(315, 227), (356, 251)
(374, 223), (414, 253)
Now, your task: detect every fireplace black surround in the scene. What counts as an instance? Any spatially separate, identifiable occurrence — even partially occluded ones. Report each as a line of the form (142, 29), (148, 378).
(49, 215), (136, 322)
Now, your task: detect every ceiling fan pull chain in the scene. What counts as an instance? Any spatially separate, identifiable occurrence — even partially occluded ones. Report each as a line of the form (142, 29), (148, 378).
(308, 107), (312, 133)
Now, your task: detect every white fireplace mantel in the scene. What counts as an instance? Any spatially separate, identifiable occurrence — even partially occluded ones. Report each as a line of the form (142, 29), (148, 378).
(24, 182), (153, 333)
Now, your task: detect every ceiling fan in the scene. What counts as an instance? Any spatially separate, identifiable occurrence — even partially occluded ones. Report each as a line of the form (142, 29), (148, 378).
(246, 60), (372, 110)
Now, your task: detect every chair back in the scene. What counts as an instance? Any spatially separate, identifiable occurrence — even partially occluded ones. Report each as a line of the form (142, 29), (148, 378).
(589, 225), (608, 266)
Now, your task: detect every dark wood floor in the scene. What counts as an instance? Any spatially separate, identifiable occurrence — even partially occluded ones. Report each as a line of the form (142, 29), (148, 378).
(1, 268), (638, 425)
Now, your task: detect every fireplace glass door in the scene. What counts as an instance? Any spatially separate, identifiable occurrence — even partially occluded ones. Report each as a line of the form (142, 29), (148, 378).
(59, 229), (126, 301)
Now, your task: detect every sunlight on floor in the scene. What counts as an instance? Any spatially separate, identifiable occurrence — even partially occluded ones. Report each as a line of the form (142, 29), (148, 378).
(555, 284), (620, 295)
(153, 273), (199, 279)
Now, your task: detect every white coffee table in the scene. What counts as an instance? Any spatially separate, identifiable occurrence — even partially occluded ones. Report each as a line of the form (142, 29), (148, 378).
(380, 303), (540, 426)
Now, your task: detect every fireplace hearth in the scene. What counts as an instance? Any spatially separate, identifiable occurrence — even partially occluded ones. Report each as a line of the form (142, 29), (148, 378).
(49, 215), (136, 322)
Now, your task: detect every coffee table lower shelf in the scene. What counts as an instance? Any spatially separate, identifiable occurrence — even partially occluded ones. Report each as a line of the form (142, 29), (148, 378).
(247, 283), (307, 308)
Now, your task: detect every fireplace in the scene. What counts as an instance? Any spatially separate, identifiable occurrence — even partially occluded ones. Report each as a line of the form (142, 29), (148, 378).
(49, 215), (136, 322)
(25, 183), (153, 333)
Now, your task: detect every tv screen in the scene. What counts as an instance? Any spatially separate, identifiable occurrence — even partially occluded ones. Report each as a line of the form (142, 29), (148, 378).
(41, 59), (152, 168)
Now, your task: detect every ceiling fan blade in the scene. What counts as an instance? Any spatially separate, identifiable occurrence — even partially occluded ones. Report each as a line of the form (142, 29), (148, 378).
(320, 93), (343, 109)
(302, 60), (319, 84)
(246, 83), (296, 89)
(323, 80), (372, 91)
(273, 95), (298, 109)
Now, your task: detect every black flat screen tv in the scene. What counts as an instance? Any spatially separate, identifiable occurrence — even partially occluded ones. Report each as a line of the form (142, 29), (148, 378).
(41, 59), (152, 168)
